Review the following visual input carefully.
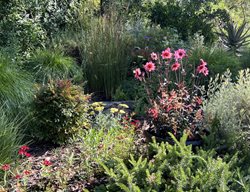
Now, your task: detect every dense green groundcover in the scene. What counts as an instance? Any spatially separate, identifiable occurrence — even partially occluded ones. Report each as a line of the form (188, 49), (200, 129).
(0, 0), (249, 191)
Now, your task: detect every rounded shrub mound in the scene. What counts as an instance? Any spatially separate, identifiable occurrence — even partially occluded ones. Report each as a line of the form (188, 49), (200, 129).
(32, 80), (91, 144)
(26, 49), (83, 83)
(203, 69), (250, 158)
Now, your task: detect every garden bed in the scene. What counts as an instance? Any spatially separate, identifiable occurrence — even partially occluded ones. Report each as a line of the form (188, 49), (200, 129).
(0, 1), (250, 191)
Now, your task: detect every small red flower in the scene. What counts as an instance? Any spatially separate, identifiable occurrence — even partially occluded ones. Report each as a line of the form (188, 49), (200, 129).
(15, 174), (22, 179)
(19, 150), (31, 157)
(197, 65), (209, 76)
(196, 59), (209, 76)
(18, 145), (31, 157)
(1, 164), (10, 171)
(20, 145), (30, 151)
(203, 68), (209, 76)
(200, 59), (207, 66)
(43, 159), (52, 166)
(23, 170), (31, 175)
(24, 152), (31, 157)
(196, 64), (205, 72)
(130, 121), (136, 126)
(130, 120), (140, 128)
(18, 150), (25, 155)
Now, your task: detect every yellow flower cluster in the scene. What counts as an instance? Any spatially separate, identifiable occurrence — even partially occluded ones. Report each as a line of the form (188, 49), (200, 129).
(118, 104), (129, 108)
(110, 108), (119, 113)
(91, 102), (105, 112)
(110, 103), (129, 114)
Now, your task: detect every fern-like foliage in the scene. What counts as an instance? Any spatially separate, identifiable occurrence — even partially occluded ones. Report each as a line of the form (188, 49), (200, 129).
(100, 133), (248, 192)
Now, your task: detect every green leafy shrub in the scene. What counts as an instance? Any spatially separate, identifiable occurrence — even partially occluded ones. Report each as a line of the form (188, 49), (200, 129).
(0, 1), (45, 53)
(112, 78), (145, 101)
(0, 0), (82, 53)
(143, 0), (229, 43)
(113, 86), (129, 101)
(73, 112), (135, 179)
(203, 69), (250, 158)
(100, 133), (246, 191)
(240, 48), (250, 69)
(25, 49), (82, 83)
(32, 80), (91, 144)
(128, 24), (186, 52)
(189, 46), (241, 80)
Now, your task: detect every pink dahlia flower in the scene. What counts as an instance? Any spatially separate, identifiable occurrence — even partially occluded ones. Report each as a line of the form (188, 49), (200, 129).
(150, 52), (158, 60)
(161, 48), (172, 59)
(174, 49), (186, 60)
(171, 62), (181, 71)
(144, 61), (156, 72)
(133, 68), (142, 80)
(197, 59), (209, 76)
(200, 59), (207, 66)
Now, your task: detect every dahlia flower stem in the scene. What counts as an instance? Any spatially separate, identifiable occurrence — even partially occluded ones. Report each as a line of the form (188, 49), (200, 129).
(175, 72), (178, 84)
(3, 172), (7, 186)
(143, 83), (153, 106)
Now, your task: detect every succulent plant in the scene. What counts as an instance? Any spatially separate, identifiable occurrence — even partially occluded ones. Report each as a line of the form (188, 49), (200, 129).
(217, 20), (250, 55)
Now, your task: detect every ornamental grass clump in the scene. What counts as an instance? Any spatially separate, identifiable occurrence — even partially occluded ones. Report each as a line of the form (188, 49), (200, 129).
(26, 49), (82, 84)
(133, 48), (209, 139)
(81, 14), (133, 100)
(0, 54), (33, 109)
(0, 107), (24, 166)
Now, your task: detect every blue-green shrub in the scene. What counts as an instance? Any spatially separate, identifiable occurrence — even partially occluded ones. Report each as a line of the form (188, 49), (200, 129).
(203, 69), (250, 160)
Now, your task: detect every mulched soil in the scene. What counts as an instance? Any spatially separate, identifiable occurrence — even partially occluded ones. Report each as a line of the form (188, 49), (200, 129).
(28, 141), (59, 157)
(8, 142), (108, 192)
